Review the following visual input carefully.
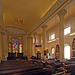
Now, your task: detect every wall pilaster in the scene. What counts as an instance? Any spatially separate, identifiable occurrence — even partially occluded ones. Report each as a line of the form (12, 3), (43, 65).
(42, 25), (47, 57)
(58, 9), (67, 62)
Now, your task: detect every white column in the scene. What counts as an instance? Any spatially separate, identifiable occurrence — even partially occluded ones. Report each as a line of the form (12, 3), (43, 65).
(0, 0), (2, 62)
(3, 32), (8, 61)
(38, 34), (41, 45)
(42, 25), (47, 57)
(26, 35), (33, 58)
(58, 9), (67, 62)
(23, 36), (27, 56)
(1, 31), (4, 60)
(30, 37), (33, 57)
(0, 0), (3, 29)
(0, 29), (2, 62)
(33, 32), (37, 56)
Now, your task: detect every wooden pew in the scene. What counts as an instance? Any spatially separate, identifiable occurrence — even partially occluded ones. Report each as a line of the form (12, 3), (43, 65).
(0, 60), (52, 75)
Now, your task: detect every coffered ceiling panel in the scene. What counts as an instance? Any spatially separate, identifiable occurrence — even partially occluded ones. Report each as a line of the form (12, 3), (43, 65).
(2, 0), (57, 32)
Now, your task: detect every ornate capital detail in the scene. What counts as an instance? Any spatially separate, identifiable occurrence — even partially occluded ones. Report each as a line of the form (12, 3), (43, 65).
(28, 0), (73, 34)
(58, 9), (67, 18)
(33, 32), (37, 35)
(0, 0), (2, 8)
(42, 25), (47, 30)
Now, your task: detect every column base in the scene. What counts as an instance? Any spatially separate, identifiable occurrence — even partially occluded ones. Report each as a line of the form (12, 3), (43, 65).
(0, 60), (1, 63)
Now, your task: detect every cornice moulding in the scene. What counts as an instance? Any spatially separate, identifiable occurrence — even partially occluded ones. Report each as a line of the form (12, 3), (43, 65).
(28, 0), (73, 35)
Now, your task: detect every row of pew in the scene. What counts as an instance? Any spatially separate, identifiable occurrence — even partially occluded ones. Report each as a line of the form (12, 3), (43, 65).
(0, 58), (75, 75)
(29, 59), (75, 75)
(0, 60), (52, 75)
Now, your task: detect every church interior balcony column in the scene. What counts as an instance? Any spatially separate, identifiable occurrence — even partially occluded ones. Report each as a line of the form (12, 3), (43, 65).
(42, 25), (47, 58)
(26, 35), (33, 58)
(0, 29), (2, 63)
(23, 36), (27, 56)
(0, 0), (3, 29)
(3, 32), (8, 61)
(33, 32), (37, 57)
(58, 9), (67, 62)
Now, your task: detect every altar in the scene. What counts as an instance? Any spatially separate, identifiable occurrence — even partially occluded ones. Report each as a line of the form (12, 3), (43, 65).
(7, 53), (23, 60)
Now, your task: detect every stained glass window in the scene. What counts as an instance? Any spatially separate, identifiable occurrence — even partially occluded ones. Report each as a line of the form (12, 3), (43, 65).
(9, 42), (11, 52)
(13, 41), (18, 53)
(19, 44), (22, 53)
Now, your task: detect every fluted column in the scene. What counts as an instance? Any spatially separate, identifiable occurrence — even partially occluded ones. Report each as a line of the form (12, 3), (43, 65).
(38, 34), (41, 45)
(33, 32), (37, 56)
(0, 0), (3, 29)
(42, 25), (47, 57)
(26, 35), (33, 58)
(23, 36), (27, 56)
(58, 9), (67, 62)
(3, 32), (8, 61)
(0, 29), (2, 62)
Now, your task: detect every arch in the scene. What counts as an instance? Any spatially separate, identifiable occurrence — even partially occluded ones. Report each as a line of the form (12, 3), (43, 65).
(51, 47), (55, 58)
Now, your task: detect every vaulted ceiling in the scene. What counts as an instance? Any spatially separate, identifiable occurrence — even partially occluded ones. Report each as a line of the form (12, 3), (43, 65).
(2, 0), (57, 33)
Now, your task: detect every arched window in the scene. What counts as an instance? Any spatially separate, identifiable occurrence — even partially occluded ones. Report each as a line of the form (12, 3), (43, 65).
(64, 45), (70, 59)
(52, 47), (55, 54)
(19, 44), (22, 53)
(51, 47), (55, 58)
(13, 41), (18, 53)
(8, 42), (12, 52)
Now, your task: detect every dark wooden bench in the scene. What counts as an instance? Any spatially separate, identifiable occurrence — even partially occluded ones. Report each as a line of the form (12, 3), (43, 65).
(0, 60), (52, 75)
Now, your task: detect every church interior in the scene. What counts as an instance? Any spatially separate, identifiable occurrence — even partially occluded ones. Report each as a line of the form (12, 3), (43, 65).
(0, 0), (75, 75)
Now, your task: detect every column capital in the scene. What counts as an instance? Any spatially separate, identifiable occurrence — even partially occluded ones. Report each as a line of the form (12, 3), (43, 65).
(26, 34), (32, 39)
(42, 25), (47, 30)
(58, 9), (67, 18)
(33, 32), (37, 35)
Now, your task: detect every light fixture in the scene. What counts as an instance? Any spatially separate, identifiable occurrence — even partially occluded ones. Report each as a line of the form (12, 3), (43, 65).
(15, 18), (24, 25)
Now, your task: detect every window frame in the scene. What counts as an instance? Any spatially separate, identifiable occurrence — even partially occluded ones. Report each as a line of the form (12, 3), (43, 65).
(64, 26), (71, 35)
(49, 33), (55, 40)
(64, 45), (70, 59)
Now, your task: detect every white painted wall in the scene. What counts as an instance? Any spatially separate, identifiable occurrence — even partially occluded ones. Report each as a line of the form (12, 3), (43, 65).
(46, 9), (75, 59)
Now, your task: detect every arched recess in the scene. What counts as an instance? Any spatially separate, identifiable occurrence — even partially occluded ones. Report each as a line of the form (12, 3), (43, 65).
(51, 47), (55, 58)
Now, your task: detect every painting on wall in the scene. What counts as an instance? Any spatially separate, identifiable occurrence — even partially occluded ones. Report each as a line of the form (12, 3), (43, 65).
(72, 38), (75, 50)
(72, 51), (75, 57)
(56, 44), (60, 52)
(55, 44), (60, 59)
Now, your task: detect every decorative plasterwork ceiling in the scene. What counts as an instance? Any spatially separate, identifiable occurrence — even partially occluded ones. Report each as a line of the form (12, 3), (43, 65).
(5, 26), (26, 35)
(2, 0), (57, 33)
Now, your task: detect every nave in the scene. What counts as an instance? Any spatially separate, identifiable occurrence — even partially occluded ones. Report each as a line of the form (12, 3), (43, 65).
(0, 0), (75, 75)
(0, 58), (75, 75)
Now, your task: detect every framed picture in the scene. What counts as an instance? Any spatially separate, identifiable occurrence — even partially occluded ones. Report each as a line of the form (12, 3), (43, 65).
(56, 44), (60, 52)
(72, 51), (75, 57)
(72, 38), (75, 50)
(55, 44), (60, 59)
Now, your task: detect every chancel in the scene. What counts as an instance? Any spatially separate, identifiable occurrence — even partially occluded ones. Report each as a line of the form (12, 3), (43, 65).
(0, 0), (75, 75)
